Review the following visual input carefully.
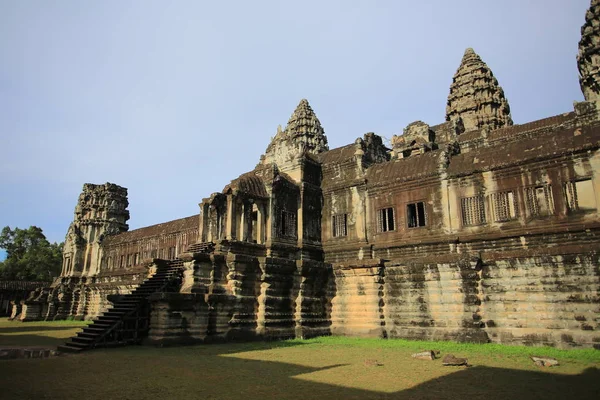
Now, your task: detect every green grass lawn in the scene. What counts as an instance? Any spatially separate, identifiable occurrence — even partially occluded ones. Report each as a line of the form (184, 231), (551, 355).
(0, 321), (599, 400)
(0, 319), (89, 347)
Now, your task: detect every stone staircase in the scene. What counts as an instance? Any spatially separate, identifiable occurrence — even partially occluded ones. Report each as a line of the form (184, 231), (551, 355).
(57, 260), (184, 353)
(185, 241), (215, 253)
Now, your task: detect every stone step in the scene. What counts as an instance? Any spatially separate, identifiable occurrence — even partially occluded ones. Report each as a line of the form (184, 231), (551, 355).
(57, 344), (85, 353)
(72, 336), (95, 344)
(112, 305), (137, 311)
(97, 316), (121, 323)
(61, 341), (89, 350)
(58, 267), (183, 352)
(77, 332), (100, 339)
(83, 327), (107, 334)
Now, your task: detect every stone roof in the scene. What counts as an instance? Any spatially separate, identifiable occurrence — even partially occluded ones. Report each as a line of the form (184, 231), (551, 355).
(223, 172), (269, 199)
(457, 112), (577, 144)
(446, 48), (513, 132)
(578, 0), (600, 101)
(448, 124), (600, 177)
(365, 150), (445, 187)
(318, 144), (357, 165)
(102, 214), (199, 246)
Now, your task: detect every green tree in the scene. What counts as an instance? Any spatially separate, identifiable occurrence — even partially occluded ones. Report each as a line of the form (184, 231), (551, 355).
(0, 226), (63, 281)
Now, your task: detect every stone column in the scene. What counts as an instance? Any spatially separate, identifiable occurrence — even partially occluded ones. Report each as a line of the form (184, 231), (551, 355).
(256, 203), (264, 244)
(297, 186), (304, 246)
(243, 200), (254, 242)
(199, 202), (209, 242)
(225, 194), (234, 240)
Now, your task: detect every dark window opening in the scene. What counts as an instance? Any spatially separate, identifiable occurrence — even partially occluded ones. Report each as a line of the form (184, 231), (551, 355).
(332, 214), (348, 237)
(280, 210), (297, 238)
(407, 202), (426, 228)
(378, 207), (395, 232)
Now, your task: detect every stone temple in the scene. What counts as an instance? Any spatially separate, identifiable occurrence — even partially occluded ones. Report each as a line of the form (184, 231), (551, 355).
(16, 1), (600, 350)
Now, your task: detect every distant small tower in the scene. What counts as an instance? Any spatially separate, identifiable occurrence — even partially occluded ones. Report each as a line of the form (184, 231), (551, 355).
(61, 183), (129, 279)
(446, 48), (513, 132)
(578, 0), (600, 102)
(262, 99), (329, 167)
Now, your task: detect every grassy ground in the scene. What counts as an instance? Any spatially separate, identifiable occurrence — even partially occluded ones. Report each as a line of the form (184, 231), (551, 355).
(0, 320), (89, 347)
(0, 322), (599, 400)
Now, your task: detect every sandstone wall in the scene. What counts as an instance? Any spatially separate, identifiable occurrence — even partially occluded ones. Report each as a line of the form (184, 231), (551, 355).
(329, 234), (600, 349)
(147, 250), (333, 344)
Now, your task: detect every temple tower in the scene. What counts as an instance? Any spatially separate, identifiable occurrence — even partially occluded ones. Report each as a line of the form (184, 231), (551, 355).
(61, 183), (129, 279)
(262, 99), (329, 168)
(446, 48), (513, 132)
(578, 0), (600, 102)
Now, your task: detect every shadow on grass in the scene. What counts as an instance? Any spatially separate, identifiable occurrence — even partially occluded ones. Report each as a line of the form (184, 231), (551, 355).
(0, 333), (76, 347)
(397, 365), (600, 400)
(0, 339), (599, 400)
(0, 325), (83, 334)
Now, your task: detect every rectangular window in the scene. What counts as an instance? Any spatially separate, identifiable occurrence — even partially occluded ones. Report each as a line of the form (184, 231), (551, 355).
(461, 195), (486, 226)
(151, 249), (157, 258)
(120, 255), (125, 268)
(332, 214), (348, 237)
(565, 179), (596, 212)
(490, 191), (518, 222)
(407, 202), (426, 228)
(134, 253), (139, 265)
(525, 185), (554, 217)
(280, 210), (297, 238)
(377, 207), (395, 232)
(168, 246), (176, 259)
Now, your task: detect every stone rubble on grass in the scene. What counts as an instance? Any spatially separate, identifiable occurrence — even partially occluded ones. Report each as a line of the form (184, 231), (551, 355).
(442, 354), (469, 366)
(531, 356), (559, 367)
(0, 348), (60, 360)
(364, 359), (383, 367)
(412, 350), (437, 360)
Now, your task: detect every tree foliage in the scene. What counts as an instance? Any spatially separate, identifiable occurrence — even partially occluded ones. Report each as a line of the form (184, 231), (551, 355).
(0, 226), (63, 281)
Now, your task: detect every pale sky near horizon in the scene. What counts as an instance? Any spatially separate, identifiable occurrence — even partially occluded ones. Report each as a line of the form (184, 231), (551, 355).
(0, 0), (593, 244)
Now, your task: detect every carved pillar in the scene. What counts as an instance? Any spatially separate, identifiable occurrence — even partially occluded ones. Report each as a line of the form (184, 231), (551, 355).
(199, 202), (209, 242)
(256, 203), (264, 244)
(243, 200), (254, 242)
(226, 194), (234, 240)
(265, 199), (273, 246)
(297, 185), (304, 248)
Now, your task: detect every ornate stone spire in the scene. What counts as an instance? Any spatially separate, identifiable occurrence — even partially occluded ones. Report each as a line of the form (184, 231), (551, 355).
(262, 99), (329, 166)
(446, 48), (513, 132)
(578, 0), (600, 102)
(284, 99), (329, 153)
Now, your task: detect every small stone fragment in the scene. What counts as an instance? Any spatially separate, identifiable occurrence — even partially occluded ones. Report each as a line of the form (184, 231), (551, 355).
(412, 350), (436, 360)
(364, 359), (383, 367)
(531, 356), (559, 367)
(442, 354), (469, 366)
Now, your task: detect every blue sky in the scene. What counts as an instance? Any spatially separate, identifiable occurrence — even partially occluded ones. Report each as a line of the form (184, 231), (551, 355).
(0, 0), (592, 244)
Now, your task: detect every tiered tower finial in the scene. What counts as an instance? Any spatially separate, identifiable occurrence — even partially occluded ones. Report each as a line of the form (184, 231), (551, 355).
(578, 0), (600, 102)
(61, 183), (129, 278)
(262, 99), (328, 166)
(284, 99), (329, 154)
(446, 48), (513, 132)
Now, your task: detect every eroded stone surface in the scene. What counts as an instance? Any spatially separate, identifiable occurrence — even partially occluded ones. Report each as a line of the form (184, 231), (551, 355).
(578, 0), (600, 102)
(442, 354), (469, 366)
(262, 99), (329, 166)
(446, 48), (513, 132)
(531, 356), (559, 367)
